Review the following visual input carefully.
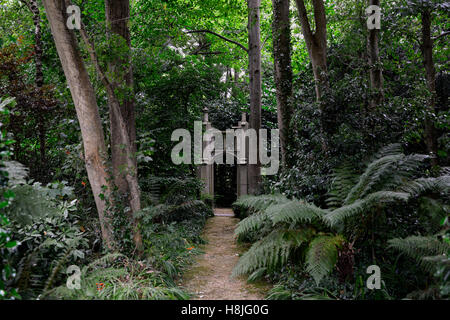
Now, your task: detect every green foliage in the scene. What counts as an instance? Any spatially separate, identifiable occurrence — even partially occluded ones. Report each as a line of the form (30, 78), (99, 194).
(305, 235), (345, 285)
(388, 235), (450, 273)
(0, 97), (20, 300)
(47, 253), (189, 300)
(234, 145), (449, 292)
(233, 229), (313, 277)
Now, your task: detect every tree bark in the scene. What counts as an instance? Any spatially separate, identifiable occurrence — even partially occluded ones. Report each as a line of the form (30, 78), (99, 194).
(248, 0), (262, 194)
(42, 0), (115, 249)
(367, 0), (384, 110)
(105, 0), (137, 190)
(294, 0), (328, 101)
(23, 0), (46, 166)
(272, 0), (293, 165)
(104, 0), (142, 250)
(421, 9), (438, 166)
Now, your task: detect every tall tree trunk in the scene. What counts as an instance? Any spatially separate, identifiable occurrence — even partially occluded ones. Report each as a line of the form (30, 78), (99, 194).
(248, 0), (262, 194)
(104, 0), (142, 249)
(105, 0), (137, 188)
(42, 0), (115, 249)
(421, 9), (438, 166)
(23, 0), (46, 167)
(272, 0), (293, 165)
(294, 0), (328, 102)
(295, 0), (328, 151)
(367, 0), (384, 110)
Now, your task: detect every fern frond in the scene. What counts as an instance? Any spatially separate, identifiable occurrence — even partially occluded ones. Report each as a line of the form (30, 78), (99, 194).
(399, 176), (450, 196)
(344, 154), (404, 204)
(374, 143), (404, 158)
(343, 153), (427, 205)
(267, 200), (327, 226)
(388, 236), (450, 273)
(305, 235), (344, 285)
(234, 194), (289, 212)
(3, 161), (28, 186)
(82, 253), (126, 274)
(234, 210), (271, 237)
(326, 163), (359, 209)
(324, 191), (410, 227)
(232, 229), (311, 277)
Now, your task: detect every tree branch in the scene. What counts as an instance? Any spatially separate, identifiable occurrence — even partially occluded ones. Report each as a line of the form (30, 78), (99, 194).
(433, 30), (450, 40)
(294, 0), (314, 48)
(312, 0), (327, 43)
(186, 30), (248, 52)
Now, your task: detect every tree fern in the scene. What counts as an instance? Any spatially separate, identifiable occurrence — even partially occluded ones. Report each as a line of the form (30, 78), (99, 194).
(234, 194), (289, 212)
(324, 191), (410, 227)
(234, 209), (271, 238)
(232, 145), (449, 287)
(267, 199), (327, 225)
(344, 154), (403, 204)
(399, 176), (450, 197)
(232, 229), (312, 277)
(388, 236), (450, 273)
(326, 163), (359, 209)
(305, 235), (344, 285)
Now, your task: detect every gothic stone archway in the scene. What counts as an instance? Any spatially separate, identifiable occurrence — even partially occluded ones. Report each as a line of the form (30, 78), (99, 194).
(198, 109), (249, 202)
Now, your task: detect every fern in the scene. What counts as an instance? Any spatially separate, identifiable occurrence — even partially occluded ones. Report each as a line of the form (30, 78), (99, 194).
(234, 194), (289, 212)
(326, 163), (359, 209)
(305, 235), (344, 285)
(267, 200), (327, 225)
(232, 229), (312, 277)
(388, 236), (450, 273)
(234, 210), (271, 237)
(3, 161), (28, 186)
(324, 191), (410, 227)
(399, 176), (450, 196)
(232, 145), (449, 287)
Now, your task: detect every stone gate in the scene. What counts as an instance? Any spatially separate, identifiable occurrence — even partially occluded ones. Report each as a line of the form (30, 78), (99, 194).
(198, 107), (249, 199)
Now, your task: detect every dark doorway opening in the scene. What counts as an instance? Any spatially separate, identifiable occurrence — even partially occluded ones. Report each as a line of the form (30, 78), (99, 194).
(214, 163), (237, 207)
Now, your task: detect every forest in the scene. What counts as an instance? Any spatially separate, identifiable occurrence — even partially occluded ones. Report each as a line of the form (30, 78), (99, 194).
(0, 0), (449, 302)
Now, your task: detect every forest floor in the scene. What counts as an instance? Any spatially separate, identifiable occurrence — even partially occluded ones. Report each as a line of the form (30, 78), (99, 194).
(180, 208), (270, 300)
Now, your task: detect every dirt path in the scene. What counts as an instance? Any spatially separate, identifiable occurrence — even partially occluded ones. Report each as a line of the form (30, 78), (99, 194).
(180, 208), (269, 300)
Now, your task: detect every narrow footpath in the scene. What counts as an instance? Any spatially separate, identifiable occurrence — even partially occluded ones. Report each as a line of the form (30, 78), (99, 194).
(181, 208), (269, 300)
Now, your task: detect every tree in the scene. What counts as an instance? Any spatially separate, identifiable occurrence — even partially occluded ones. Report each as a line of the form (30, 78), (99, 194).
(367, 0), (384, 109)
(420, 5), (438, 166)
(247, 0), (262, 194)
(42, 0), (143, 250)
(272, 0), (293, 165)
(104, 0), (142, 249)
(403, 0), (448, 166)
(42, 0), (115, 249)
(294, 0), (328, 101)
(20, 0), (47, 167)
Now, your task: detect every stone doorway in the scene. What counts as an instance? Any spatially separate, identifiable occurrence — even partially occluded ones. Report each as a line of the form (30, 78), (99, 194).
(198, 108), (249, 204)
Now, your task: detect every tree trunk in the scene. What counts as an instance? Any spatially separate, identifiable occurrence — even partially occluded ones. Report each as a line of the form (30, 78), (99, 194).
(104, 0), (142, 249)
(421, 9), (438, 166)
(295, 0), (328, 151)
(272, 0), (293, 165)
(248, 0), (262, 194)
(294, 0), (328, 102)
(105, 0), (137, 189)
(24, 0), (46, 167)
(367, 0), (384, 110)
(42, 0), (115, 249)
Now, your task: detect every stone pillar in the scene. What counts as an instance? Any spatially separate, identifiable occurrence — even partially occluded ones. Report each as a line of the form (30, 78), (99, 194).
(233, 112), (249, 197)
(199, 107), (214, 196)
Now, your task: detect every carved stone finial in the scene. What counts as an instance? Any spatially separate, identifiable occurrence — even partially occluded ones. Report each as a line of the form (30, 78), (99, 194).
(241, 112), (247, 123)
(203, 107), (209, 123)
